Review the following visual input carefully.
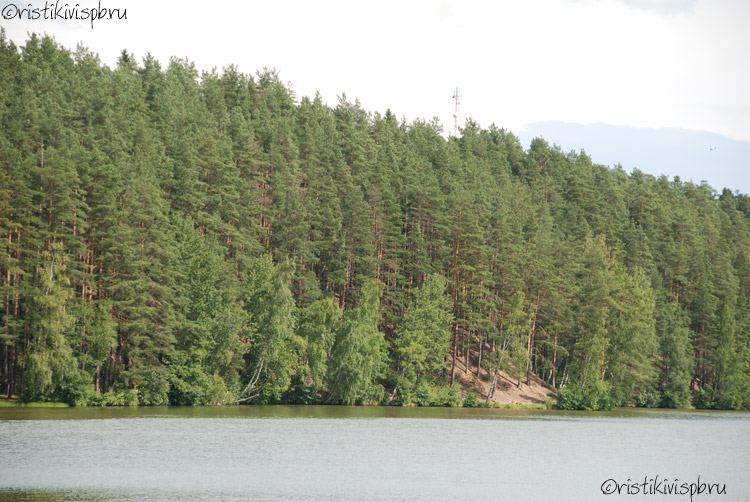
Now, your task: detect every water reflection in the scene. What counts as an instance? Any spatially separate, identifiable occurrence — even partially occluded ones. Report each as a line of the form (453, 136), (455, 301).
(2, 404), (748, 421)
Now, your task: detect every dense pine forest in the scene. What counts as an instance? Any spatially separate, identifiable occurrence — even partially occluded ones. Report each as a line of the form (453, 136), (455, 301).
(1, 32), (749, 409)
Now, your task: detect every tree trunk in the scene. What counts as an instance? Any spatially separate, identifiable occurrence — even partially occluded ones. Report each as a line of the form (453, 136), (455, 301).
(388, 369), (405, 403)
(449, 205), (463, 385)
(476, 336), (483, 377)
(552, 326), (558, 388)
(1, 341), (7, 397)
(5, 344), (15, 399)
(95, 365), (101, 393)
(450, 323), (458, 385)
(525, 301), (539, 386)
(486, 367), (500, 403)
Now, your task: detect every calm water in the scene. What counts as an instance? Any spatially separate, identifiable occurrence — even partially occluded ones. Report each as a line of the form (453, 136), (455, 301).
(1, 406), (749, 501)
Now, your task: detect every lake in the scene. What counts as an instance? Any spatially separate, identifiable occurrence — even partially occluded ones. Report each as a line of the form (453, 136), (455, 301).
(1, 406), (749, 501)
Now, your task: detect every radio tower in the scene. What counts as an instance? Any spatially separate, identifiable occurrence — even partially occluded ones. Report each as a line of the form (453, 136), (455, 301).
(452, 87), (461, 136)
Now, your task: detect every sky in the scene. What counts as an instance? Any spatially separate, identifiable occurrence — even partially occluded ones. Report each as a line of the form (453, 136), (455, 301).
(2, 0), (749, 193)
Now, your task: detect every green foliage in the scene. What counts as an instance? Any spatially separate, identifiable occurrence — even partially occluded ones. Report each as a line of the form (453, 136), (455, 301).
(712, 304), (744, 409)
(0, 400), (70, 408)
(462, 392), (481, 408)
(328, 279), (386, 404)
(102, 387), (140, 406)
(656, 301), (693, 408)
(634, 390), (662, 408)
(555, 380), (613, 411)
(0, 34), (748, 409)
(20, 243), (77, 401)
(236, 256), (298, 403)
(393, 274), (451, 401)
(137, 371), (170, 405)
(414, 382), (462, 407)
(295, 298), (343, 400)
(166, 216), (246, 405)
(606, 267), (658, 405)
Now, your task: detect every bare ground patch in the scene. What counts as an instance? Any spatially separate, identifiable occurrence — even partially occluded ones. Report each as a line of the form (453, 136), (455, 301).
(450, 354), (557, 405)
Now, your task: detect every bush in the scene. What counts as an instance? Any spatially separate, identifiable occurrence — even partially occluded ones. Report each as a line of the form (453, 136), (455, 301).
(414, 382), (462, 407)
(137, 370), (170, 405)
(435, 383), (462, 407)
(56, 369), (95, 406)
(694, 388), (714, 410)
(555, 385), (582, 410)
(103, 387), (139, 406)
(462, 392), (481, 408)
(282, 375), (319, 404)
(634, 390), (661, 408)
(555, 380), (613, 411)
(414, 383), (435, 407)
(204, 374), (233, 405)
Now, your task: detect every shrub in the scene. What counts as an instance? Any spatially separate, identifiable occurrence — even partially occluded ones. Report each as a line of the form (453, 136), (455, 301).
(103, 387), (139, 406)
(555, 380), (613, 411)
(462, 392), (481, 408)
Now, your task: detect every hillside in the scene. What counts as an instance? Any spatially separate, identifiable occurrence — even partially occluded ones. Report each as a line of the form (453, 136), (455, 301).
(452, 354), (556, 405)
(0, 33), (749, 409)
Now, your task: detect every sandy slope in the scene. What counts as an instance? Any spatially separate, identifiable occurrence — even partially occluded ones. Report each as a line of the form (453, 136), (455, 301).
(451, 354), (557, 405)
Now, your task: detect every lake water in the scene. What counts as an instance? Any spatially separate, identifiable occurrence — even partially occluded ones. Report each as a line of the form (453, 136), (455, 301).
(1, 406), (749, 501)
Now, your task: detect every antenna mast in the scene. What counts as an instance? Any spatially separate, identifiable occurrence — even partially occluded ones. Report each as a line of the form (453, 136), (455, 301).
(452, 87), (461, 136)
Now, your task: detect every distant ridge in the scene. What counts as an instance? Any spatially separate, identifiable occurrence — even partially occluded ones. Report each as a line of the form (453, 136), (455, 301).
(517, 121), (750, 196)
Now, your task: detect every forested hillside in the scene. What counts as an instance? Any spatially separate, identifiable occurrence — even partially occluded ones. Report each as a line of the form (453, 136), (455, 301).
(1, 33), (749, 409)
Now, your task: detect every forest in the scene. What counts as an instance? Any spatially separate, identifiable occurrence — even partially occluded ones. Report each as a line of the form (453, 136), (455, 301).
(1, 32), (749, 410)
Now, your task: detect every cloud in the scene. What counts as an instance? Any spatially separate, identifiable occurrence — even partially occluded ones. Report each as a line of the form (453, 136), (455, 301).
(568, 0), (698, 15)
(436, 3), (454, 22)
(617, 0), (697, 15)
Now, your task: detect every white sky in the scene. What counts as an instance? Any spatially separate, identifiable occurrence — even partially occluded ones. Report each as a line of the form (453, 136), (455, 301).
(2, 0), (749, 188)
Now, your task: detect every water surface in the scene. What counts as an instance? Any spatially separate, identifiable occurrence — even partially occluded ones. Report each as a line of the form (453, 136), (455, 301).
(1, 406), (748, 501)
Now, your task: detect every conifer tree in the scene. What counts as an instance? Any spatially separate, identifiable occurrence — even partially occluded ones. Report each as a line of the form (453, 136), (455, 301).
(0, 34), (748, 408)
